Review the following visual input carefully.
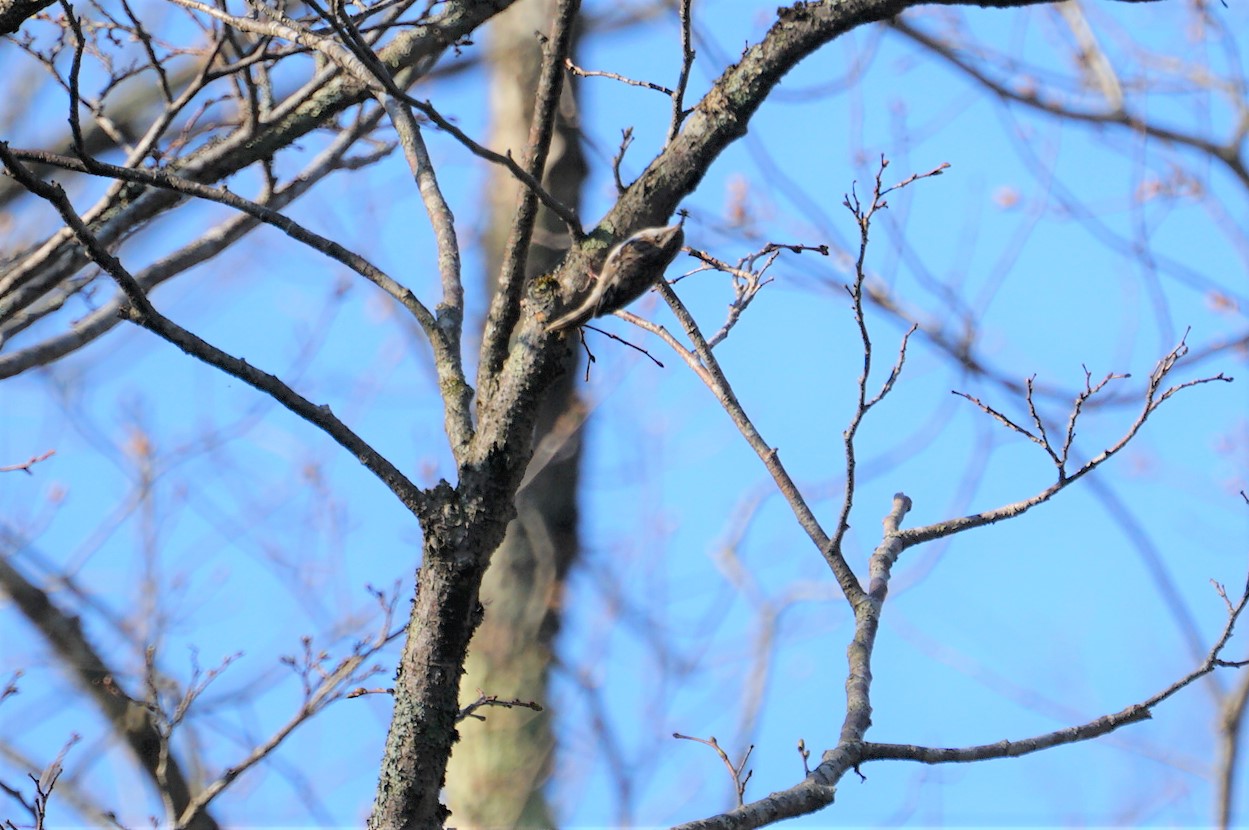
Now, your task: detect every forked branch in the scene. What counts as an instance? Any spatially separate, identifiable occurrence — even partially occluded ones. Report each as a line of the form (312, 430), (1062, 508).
(906, 334), (1232, 548)
(0, 145), (429, 517)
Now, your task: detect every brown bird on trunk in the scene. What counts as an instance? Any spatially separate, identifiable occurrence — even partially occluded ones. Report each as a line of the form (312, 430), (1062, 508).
(545, 221), (685, 334)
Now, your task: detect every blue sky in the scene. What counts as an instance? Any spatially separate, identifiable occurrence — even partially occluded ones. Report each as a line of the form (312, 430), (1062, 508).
(1, 0), (1247, 827)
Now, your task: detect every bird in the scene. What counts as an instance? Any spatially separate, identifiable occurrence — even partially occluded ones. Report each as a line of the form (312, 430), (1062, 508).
(544, 221), (685, 334)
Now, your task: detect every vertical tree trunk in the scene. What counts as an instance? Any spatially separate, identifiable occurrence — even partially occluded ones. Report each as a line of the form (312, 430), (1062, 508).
(443, 1), (587, 826)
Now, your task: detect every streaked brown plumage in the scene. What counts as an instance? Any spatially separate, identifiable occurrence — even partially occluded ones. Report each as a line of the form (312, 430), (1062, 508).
(545, 222), (685, 334)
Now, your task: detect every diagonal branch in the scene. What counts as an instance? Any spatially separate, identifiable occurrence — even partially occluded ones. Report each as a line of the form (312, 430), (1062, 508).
(901, 337), (1232, 549)
(1, 0), (523, 361)
(628, 283), (864, 607)
(174, 592), (400, 829)
(0, 144), (429, 517)
(888, 16), (1249, 192)
(479, 0), (582, 397)
(0, 552), (219, 830)
(673, 482), (1247, 830)
(1, 103), (387, 375)
(860, 577), (1249, 766)
(0, 0), (54, 34)
(306, 0), (478, 454)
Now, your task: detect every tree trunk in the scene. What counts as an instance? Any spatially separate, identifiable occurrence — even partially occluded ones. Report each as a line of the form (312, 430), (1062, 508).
(443, 1), (587, 826)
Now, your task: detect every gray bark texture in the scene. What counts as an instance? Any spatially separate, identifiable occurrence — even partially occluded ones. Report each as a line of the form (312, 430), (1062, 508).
(441, 0), (586, 827)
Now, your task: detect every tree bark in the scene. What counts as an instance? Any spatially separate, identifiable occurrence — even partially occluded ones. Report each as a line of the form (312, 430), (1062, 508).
(443, 1), (586, 825)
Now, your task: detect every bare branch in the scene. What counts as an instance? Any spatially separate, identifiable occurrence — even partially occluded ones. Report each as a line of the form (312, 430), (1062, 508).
(0, 144), (429, 517)
(0, 552), (216, 828)
(0, 450), (55, 474)
(889, 17), (1249, 192)
(675, 519), (1249, 830)
(674, 733), (754, 807)
(1, 0), (522, 367)
(0, 104), (386, 374)
(480, 0), (583, 403)
(633, 280), (863, 606)
(827, 158), (935, 584)
(175, 594), (398, 829)
(861, 577), (1249, 766)
(667, 0), (695, 144)
(564, 58), (674, 95)
(458, 691), (544, 723)
(0, 0), (55, 35)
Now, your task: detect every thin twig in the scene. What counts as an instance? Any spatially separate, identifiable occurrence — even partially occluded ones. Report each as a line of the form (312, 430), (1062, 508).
(581, 319), (665, 368)
(564, 58), (674, 94)
(458, 691), (544, 723)
(636, 282), (863, 605)
(828, 157), (937, 580)
(921, 334), (1231, 547)
(0, 450), (56, 474)
(674, 733), (755, 807)
(668, 0), (696, 144)
(612, 127), (634, 194)
(175, 590), (400, 828)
